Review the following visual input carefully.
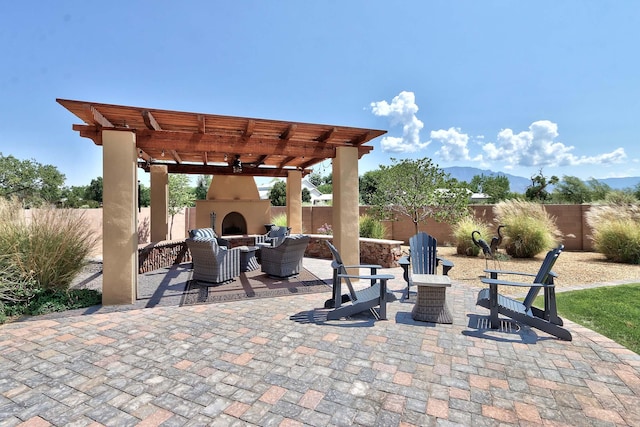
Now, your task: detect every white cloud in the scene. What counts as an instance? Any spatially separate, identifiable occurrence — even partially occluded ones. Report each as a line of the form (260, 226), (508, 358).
(482, 120), (627, 167)
(370, 91), (430, 153)
(430, 127), (483, 162)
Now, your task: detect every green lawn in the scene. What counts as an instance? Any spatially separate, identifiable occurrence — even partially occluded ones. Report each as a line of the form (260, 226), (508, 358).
(534, 283), (640, 354)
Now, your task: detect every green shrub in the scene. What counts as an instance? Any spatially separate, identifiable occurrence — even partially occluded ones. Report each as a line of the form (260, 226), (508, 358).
(493, 199), (560, 258)
(451, 216), (490, 256)
(271, 213), (287, 227)
(359, 214), (387, 239)
(586, 204), (640, 264)
(0, 287), (102, 323)
(0, 199), (98, 291)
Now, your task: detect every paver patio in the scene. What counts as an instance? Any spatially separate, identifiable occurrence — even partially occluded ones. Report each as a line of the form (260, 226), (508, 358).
(1, 257), (639, 426)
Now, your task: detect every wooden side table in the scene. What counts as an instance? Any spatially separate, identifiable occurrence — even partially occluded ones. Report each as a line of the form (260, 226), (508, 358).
(411, 274), (453, 324)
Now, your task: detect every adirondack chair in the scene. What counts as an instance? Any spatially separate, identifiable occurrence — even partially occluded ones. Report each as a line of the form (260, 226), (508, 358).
(399, 232), (454, 298)
(324, 241), (395, 320)
(476, 244), (572, 341)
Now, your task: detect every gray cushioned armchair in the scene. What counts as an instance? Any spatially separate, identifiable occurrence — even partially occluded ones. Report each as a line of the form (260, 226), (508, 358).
(186, 236), (241, 284)
(260, 235), (310, 278)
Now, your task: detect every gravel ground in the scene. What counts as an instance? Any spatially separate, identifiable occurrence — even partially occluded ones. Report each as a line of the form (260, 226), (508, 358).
(434, 246), (640, 294)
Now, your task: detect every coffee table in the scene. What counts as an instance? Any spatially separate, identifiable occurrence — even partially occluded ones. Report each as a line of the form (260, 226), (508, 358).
(238, 246), (260, 272)
(411, 274), (452, 324)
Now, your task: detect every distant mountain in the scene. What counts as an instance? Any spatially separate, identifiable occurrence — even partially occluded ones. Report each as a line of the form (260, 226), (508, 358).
(442, 166), (640, 193)
(596, 177), (640, 190)
(443, 167), (531, 193)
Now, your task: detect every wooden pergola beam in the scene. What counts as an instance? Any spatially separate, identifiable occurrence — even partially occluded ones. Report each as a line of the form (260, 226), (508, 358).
(75, 124), (375, 159)
(138, 161), (312, 177)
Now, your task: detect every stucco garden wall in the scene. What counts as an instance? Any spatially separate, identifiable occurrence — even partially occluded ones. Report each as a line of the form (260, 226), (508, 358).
(271, 204), (595, 251)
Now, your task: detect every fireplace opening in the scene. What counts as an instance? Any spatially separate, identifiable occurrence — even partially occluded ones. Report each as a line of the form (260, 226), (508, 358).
(222, 211), (247, 235)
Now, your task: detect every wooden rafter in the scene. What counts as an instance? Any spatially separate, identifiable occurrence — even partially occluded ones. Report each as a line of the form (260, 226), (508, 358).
(197, 114), (206, 133)
(169, 150), (182, 163)
(280, 124), (297, 140)
(137, 149), (152, 162)
(244, 119), (255, 138)
(142, 110), (162, 130)
(317, 127), (336, 143)
(84, 104), (113, 128)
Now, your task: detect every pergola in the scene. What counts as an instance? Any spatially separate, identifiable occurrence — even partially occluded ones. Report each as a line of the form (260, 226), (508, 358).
(58, 99), (386, 304)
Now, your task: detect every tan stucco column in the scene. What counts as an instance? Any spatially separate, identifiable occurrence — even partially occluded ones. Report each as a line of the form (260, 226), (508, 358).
(102, 130), (138, 305)
(150, 164), (169, 241)
(286, 170), (303, 233)
(332, 146), (359, 267)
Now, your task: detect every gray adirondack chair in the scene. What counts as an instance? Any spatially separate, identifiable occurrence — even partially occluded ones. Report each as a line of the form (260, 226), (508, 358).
(324, 241), (394, 320)
(476, 244), (572, 341)
(399, 232), (454, 298)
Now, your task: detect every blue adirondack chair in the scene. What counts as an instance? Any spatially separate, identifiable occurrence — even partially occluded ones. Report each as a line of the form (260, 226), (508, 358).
(324, 242), (394, 320)
(476, 244), (572, 341)
(399, 232), (454, 298)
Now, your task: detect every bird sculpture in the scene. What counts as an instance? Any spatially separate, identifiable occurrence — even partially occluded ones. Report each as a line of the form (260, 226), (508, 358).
(471, 230), (492, 268)
(489, 225), (506, 255)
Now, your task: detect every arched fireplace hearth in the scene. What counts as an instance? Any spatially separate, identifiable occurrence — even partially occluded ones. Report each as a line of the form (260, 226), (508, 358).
(222, 211), (247, 235)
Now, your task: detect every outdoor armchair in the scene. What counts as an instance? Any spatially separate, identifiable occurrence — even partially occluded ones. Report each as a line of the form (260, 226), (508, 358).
(188, 227), (230, 248)
(186, 236), (241, 284)
(260, 234), (310, 277)
(255, 225), (289, 248)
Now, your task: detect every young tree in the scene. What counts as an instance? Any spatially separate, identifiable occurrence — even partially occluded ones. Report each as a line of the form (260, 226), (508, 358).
(588, 178), (612, 202)
(308, 172), (323, 187)
(469, 174), (511, 203)
(370, 158), (470, 235)
(359, 169), (383, 205)
(85, 177), (103, 203)
(525, 169), (558, 202)
(138, 182), (150, 207)
(553, 175), (592, 204)
(194, 175), (211, 200)
(268, 181), (312, 205)
(268, 181), (287, 206)
(168, 174), (194, 239)
(302, 188), (311, 203)
(0, 153), (65, 206)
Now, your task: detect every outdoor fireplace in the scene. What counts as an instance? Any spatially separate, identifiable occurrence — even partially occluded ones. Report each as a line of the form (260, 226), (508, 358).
(222, 212), (247, 235)
(191, 175), (271, 235)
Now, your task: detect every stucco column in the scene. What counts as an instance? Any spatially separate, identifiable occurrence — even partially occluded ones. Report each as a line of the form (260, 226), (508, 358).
(286, 170), (303, 234)
(332, 146), (359, 268)
(102, 130), (138, 305)
(150, 164), (169, 241)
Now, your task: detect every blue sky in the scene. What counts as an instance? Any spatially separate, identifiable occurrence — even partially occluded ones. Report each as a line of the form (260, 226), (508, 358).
(1, 1), (639, 188)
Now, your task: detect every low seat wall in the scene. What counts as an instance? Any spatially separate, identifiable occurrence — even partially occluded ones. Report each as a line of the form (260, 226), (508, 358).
(138, 235), (404, 272)
(138, 240), (190, 273)
(304, 234), (403, 268)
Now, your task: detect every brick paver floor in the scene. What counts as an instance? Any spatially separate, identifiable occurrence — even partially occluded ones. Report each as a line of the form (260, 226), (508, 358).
(1, 258), (639, 426)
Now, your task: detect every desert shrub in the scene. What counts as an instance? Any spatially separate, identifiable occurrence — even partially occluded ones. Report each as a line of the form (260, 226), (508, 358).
(0, 199), (98, 291)
(451, 216), (490, 256)
(359, 214), (387, 239)
(493, 199), (560, 258)
(271, 213), (287, 227)
(586, 204), (640, 264)
(604, 190), (638, 206)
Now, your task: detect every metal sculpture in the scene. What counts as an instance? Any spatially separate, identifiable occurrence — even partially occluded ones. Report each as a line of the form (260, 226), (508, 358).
(489, 225), (506, 255)
(472, 230), (492, 268)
